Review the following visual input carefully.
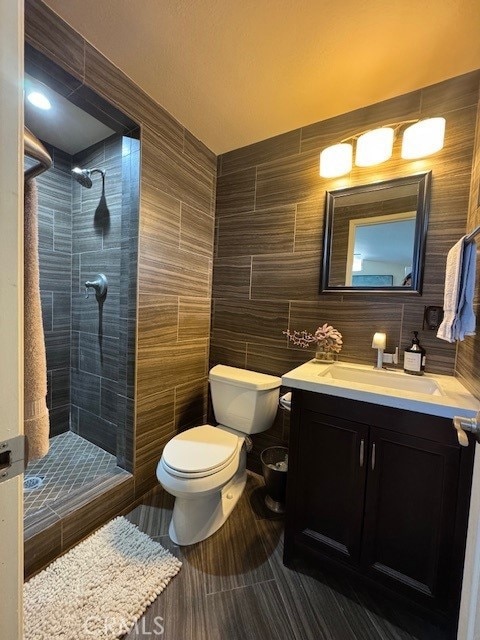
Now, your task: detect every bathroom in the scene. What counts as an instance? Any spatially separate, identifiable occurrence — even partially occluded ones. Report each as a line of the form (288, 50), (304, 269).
(2, 1), (480, 639)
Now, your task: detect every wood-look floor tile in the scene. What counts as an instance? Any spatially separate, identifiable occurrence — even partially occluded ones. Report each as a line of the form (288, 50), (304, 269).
(189, 476), (276, 595)
(124, 535), (208, 640)
(201, 581), (296, 640)
(260, 528), (447, 640)
(125, 487), (174, 539)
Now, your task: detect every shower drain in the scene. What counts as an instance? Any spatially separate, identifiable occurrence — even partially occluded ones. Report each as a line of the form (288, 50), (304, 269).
(24, 476), (44, 491)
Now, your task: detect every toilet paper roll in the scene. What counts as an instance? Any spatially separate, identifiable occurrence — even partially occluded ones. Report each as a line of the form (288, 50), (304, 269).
(279, 392), (292, 411)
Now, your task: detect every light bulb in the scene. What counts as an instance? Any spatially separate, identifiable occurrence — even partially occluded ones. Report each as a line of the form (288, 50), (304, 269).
(27, 91), (51, 110)
(319, 143), (353, 178)
(401, 117), (445, 159)
(355, 128), (394, 167)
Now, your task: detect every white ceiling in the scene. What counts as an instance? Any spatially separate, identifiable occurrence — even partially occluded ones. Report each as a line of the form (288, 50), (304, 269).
(25, 74), (115, 155)
(43, 0), (480, 155)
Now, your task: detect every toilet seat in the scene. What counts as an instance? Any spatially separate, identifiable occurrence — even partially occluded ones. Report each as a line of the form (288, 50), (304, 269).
(162, 424), (240, 479)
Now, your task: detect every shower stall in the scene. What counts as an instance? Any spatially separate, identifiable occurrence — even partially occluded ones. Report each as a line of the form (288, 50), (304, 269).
(23, 56), (140, 541)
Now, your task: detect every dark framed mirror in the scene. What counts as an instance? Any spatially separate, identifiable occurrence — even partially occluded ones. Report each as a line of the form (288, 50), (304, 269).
(320, 172), (431, 293)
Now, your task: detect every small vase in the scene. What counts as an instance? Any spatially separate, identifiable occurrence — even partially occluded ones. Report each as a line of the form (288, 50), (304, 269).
(314, 350), (336, 363)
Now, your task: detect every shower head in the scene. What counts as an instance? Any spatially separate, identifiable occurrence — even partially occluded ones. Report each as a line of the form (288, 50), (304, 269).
(71, 166), (106, 189)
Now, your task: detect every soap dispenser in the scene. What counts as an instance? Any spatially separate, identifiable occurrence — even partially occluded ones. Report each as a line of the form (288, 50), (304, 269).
(404, 331), (426, 376)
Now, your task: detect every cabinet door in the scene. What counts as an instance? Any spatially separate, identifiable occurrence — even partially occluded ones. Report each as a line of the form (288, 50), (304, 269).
(362, 426), (460, 609)
(294, 409), (369, 565)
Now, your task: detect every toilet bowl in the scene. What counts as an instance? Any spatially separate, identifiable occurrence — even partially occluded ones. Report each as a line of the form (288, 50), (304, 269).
(157, 365), (281, 545)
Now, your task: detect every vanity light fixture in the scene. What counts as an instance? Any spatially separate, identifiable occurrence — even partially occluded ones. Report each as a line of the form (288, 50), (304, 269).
(319, 117), (446, 178)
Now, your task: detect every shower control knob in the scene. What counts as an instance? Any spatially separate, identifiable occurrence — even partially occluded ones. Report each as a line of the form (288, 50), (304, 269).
(84, 273), (108, 300)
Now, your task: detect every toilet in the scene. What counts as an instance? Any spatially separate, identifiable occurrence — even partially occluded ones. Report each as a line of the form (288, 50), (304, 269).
(156, 364), (281, 545)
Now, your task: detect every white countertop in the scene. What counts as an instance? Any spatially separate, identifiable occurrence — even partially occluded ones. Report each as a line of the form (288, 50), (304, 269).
(282, 359), (480, 419)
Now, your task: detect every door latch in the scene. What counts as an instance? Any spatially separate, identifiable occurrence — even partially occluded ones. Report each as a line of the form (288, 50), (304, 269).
(0, 436), (27, 484)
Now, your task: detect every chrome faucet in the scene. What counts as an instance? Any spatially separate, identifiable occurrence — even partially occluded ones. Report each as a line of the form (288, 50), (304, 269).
(372, 332), (399, 369)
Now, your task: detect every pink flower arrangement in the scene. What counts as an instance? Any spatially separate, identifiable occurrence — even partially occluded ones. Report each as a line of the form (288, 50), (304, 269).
(284, 323), (343, 354)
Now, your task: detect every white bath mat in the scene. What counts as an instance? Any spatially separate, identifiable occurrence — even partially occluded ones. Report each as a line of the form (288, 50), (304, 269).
(24, 516), (182, 639)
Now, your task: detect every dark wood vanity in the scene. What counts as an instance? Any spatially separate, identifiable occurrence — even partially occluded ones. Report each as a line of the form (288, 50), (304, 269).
(284, 390), (476, 634)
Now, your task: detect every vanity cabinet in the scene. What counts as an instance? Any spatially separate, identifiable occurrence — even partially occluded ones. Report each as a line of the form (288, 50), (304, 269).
(284, 390), (475, 629)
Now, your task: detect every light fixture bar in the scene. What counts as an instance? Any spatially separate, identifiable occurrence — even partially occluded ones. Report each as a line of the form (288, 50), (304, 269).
(319, 117), (446, 178)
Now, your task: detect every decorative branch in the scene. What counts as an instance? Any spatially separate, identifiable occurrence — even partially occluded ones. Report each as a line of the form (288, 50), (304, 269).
(284, 323), (343, 353)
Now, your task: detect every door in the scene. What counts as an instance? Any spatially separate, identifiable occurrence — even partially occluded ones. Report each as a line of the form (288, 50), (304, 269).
(294, 409), (368, 565)
(0, 1), (24, 638)
(362, 426), (460, 610)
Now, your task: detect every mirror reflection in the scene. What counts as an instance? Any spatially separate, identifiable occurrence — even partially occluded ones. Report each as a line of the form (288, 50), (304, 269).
(321, 172), (431, 293)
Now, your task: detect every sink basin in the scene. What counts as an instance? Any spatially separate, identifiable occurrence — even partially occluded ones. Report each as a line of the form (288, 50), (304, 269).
(282, 359), (480, 419)
(319, 365), (443, 396)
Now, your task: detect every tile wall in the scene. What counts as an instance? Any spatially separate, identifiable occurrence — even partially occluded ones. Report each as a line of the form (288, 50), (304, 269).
(31, 132), (138, 462)
(25, 0), (216, 502)
(27, 146), (72, 438)
(70, 134), (138, 459)
(457, 88), (480, 397)
(212, 72), (480, 470)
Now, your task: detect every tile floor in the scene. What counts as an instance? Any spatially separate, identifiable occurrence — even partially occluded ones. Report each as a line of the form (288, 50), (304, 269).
(124, 472), (448, 640)
(24, 431), (119, 517)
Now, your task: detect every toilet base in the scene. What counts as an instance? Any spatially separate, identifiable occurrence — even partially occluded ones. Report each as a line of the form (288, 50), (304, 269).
(169, 465), (247, 546)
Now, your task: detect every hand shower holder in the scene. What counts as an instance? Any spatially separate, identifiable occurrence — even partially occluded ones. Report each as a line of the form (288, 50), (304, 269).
(85, 273), (108, 300)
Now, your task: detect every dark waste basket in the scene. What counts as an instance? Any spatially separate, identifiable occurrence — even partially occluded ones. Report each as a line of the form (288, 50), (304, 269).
(261, 446), (288, 513)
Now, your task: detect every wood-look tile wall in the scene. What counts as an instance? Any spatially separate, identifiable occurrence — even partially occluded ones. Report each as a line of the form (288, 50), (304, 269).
(25, 1), (216, 502)
(212, 72), (480, 469)
(457, 90), (480, 398)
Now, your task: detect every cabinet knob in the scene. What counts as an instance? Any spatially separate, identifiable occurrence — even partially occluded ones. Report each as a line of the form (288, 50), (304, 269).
(371, 443), (376, 471)
(359, 439), (365, 467)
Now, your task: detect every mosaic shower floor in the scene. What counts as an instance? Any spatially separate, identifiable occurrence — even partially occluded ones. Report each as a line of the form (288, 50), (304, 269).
(24, 431), (119, 517)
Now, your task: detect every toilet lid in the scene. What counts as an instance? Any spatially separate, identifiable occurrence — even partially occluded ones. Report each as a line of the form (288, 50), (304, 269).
(163, 425), (239, 475)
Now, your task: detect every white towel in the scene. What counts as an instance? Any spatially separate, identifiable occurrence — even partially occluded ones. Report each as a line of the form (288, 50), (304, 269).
(437, 236), (476, 343)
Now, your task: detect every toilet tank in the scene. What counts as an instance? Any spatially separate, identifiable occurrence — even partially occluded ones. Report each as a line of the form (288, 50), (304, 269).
(209, 365), (281, 434)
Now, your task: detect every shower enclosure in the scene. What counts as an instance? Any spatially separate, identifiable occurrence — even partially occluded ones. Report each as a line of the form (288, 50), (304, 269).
(23, 48), (140, 564)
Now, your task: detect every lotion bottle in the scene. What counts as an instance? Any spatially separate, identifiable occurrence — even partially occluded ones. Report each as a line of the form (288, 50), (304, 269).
(404, 331), (426, 376)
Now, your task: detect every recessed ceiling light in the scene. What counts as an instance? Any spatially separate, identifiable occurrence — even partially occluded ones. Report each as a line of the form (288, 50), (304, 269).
(27, 91), (51, 110)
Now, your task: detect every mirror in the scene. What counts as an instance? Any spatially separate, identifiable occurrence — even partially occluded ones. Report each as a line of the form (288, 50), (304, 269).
(321, 172), (431, 293)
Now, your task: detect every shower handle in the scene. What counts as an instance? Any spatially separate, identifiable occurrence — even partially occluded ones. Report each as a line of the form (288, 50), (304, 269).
(85, 273), (108, 299)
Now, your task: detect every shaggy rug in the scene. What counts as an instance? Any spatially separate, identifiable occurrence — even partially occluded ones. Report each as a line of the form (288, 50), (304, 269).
(24, 516), (182, 639)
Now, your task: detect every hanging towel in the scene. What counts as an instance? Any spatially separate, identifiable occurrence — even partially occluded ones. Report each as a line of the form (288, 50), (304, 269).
(437, 235), (477, 343)
(24, 180), (50, 460)
(457, 240), (477, 340)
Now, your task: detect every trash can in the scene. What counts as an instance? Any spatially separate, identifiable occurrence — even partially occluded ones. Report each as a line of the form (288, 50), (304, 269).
(261, 446), (288, 513)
